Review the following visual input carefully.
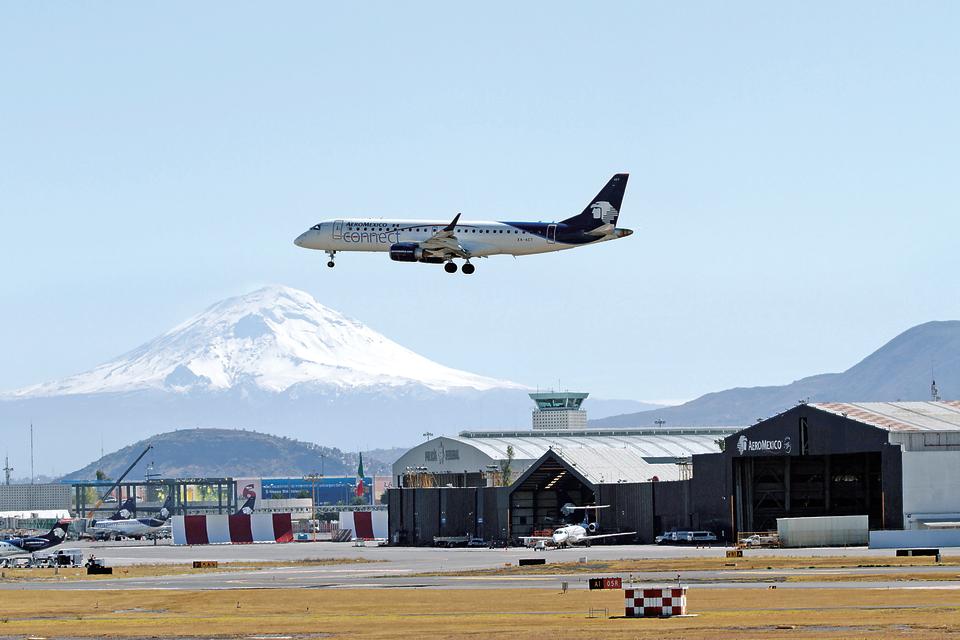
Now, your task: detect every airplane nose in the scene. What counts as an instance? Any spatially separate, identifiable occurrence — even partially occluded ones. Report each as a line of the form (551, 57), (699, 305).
(294, 232), (308, 247)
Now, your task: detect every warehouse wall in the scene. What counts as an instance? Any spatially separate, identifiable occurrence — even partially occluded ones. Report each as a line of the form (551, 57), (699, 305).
(386, 487), (509, 545)
(901, 450), (960, 528)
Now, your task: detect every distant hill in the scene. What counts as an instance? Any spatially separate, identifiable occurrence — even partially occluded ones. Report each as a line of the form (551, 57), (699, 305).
(60, 428), (394, 481)
(592, 320), (960, 428)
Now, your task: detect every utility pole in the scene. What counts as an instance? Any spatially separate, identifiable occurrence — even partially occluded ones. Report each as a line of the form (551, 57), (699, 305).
(3, 455), (12, 485)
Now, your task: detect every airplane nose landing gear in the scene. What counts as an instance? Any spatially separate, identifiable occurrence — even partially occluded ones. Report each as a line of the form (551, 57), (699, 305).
(444, 261), (458, 274)
(462, 262), (475, 275)
(326, 251), (336, 268)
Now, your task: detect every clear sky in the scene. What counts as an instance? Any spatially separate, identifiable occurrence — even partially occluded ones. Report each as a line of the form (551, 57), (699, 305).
(2, 2), (958, 403)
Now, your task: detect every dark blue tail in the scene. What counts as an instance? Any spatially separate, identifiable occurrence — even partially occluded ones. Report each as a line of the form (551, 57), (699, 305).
(42, 520), (70, 544)
(109, 497), (136, 520)
(561, 173), (629, 230)
(156, 495), (174, 522)
(235, 495), (256, 516)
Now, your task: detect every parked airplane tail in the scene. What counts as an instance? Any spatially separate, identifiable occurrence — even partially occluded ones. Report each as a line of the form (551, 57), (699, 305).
(235, 495), (256, 516)
(157, 495), (174, 522)
(42, 520), (70, 544)
(109, 497), (136, 520)
(561, 173), (628, 231)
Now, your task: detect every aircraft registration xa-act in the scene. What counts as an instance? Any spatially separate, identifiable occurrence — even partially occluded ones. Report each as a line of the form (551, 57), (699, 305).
(294, 174), (632, 274)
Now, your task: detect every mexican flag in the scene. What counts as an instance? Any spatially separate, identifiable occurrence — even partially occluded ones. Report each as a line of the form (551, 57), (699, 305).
(355, 453), (365, 498)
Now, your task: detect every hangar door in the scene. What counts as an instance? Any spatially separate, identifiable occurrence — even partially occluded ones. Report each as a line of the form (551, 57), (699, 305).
(735, 453), (882, 532)
(508, 455), (594, 539)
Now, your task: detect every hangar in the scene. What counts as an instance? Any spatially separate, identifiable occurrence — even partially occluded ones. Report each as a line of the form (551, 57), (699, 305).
(721, 401), (960, 532)
(387, 401), (960, 545)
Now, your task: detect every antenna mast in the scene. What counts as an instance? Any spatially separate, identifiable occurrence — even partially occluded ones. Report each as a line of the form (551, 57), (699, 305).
(30, 422), (34, 485)
(3, 455), (11, 485)
(932, 379), (941, 402)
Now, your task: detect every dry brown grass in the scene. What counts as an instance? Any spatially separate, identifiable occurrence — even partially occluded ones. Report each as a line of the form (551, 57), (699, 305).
(0, 557), (381, 583)
(429, 554), (960, 576)
(1, 587), (959, 639)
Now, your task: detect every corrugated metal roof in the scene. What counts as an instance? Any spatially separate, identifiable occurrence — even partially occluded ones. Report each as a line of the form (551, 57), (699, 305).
(450, 429), (730, 461)
(550, 446), (684, 483)
(812, 401), (960, 432)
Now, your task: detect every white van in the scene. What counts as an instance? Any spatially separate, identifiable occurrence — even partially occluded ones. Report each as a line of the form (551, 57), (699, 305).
(684, 531), (717, 544)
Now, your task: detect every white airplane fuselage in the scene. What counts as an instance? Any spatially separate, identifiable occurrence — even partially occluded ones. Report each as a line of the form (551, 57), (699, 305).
(89, 518), (165, 539)
(550, 524), (590, 546)
(295, 218), (631, 256)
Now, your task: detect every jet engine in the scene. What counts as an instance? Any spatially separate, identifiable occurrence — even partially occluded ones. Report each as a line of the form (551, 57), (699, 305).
(389, 243), (444, 264)
(587, 522), (598, 533)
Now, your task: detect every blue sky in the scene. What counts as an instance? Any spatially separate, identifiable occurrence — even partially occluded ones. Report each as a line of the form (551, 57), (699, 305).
(2, 2), (958, 403)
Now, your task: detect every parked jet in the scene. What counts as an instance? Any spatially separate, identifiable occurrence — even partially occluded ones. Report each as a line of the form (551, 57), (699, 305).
(0, 520), (70, 559)
(88, 495), (173, 541)
(520, 504), (635, 548)
(294, 173), (632, 273)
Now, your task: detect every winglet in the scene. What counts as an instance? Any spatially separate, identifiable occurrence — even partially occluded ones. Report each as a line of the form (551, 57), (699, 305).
(443, 213), (461, 232)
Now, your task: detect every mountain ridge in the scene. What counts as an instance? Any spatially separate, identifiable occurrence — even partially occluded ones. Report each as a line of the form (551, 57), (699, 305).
(60, 428), (397, 480)
(591, 320), (960, 428)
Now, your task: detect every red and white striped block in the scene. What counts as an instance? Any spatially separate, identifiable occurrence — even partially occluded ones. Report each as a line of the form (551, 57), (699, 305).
(171, 514), (293, 545)
(624, 587), (687, 617)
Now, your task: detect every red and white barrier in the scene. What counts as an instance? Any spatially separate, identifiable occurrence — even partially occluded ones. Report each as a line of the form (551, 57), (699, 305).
(338, 511), (387, 540)
(172, 514), (293, 545)
(624, 587), (687, 617)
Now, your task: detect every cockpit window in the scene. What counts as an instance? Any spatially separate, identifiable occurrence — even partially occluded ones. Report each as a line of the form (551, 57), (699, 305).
(311, 224), (321, 230)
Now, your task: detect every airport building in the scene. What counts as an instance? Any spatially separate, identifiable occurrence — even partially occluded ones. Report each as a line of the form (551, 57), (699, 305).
(392, 390), (737, 488)
(386, 401), (960, 545)
(0, 483), (71, 516)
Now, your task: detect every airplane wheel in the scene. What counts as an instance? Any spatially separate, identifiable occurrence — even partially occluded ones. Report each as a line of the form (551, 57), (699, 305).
(327, 261), (335, 268)
(462, 263), (475, 275)
(444, 262), (458, 274)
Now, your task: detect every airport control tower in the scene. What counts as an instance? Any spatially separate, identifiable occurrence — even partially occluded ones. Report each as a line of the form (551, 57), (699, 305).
(529, 391), (589, 430)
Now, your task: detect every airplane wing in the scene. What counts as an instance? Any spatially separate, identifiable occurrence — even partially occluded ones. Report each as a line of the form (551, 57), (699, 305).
(519, 536), (553, 541)
(420, 213), (469, 258)
(584, 531), (636, 540)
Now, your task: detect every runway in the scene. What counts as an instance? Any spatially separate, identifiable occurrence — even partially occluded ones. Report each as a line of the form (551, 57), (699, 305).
(4, 541), (960, 591)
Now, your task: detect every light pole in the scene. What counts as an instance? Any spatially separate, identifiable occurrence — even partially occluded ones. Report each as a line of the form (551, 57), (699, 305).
(305, 473), (321, 541)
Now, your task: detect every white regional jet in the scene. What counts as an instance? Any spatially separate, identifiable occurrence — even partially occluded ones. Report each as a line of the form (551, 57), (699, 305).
(88, 495), (173, 541)
(294, 174), (632, 274)
(520, 504), (636, 548)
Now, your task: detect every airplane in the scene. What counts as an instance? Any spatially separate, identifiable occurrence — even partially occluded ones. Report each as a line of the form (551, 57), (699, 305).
(87, 495), (174, 541)
(293, 173), (632, 274)
(520, 504), (636, 549)
(0, 520), (70, 559)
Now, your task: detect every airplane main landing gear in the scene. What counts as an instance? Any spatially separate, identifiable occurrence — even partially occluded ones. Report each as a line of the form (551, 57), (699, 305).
(326, 250), (336, 268)
(444, 261), (458, 274)
(462, 262), (476, 275)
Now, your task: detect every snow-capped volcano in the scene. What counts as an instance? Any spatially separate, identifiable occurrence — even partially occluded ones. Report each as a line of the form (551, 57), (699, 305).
(9, 285), (522, 398)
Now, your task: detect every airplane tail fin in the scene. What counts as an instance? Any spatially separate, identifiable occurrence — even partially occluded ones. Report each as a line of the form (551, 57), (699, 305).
(43, 520), (70, 544)
(236, 483), (257, 515)
(109, 497), (136, 520)
(156, 495), (174, 522)
(235, 495), (256, 516)
(560, 173), (628, 231)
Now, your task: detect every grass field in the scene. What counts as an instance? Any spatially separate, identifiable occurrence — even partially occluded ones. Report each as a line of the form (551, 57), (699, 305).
(0, 557), (381, 583)
(2, 587), (960, 639)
